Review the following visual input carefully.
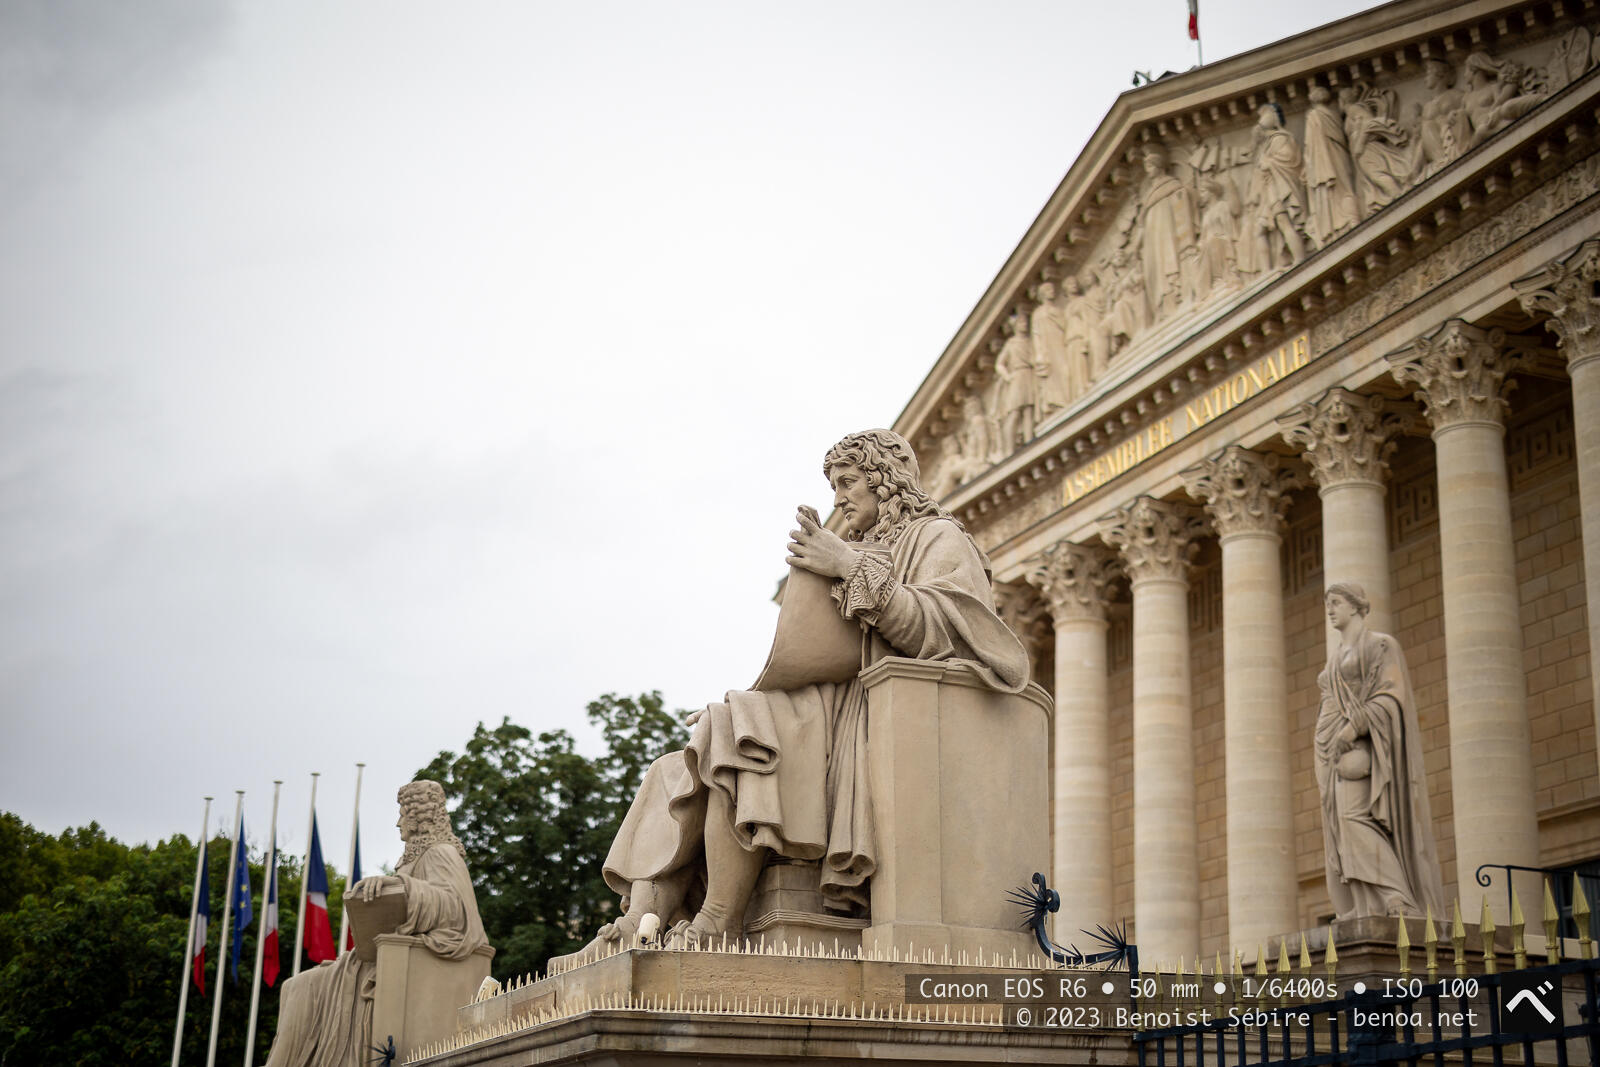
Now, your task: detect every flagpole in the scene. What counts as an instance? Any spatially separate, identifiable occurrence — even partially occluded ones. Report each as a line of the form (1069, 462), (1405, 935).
(171, 795), (212, 1067)
(337, 762), (363, 958)
(291, 772), (318, 977)
(206, 791), (244, 1067)
(244, 781), (280, 1067)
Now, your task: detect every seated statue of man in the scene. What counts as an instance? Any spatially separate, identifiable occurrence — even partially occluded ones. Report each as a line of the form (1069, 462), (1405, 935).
(265, 779), (487, 1067)
(587, 429), (1030, 952)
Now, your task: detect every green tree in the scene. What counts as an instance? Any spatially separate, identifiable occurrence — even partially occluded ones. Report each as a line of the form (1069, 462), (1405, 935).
(418, 692), (688, 980)
(0, 819), (311, 1067)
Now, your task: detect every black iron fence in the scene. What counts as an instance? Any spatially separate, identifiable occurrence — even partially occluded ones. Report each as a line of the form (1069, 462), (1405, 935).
(1134, 957), (1600, 1067)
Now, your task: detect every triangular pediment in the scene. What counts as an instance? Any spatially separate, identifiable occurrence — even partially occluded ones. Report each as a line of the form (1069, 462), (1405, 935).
(898, 0), (1600, 554)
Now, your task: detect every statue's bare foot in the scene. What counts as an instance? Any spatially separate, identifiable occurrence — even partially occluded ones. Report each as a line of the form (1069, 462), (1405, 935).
(597, 912), (641, 945)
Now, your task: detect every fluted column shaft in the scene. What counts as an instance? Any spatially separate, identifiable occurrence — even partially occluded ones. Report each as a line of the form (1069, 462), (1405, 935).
(1100, 497), (1204, 965)
(1515, 238), (1600, 785)
(1277, 388), (1408, 640)
(1185, 447), (1300, 950)
(1389, 320), (1540, 923)
(1028, 544), (1118, 938)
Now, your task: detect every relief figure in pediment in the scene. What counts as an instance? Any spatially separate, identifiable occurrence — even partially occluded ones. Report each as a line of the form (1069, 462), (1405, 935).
(1191, 176), (1242, 301)
(1063, 274), (1110, 382)
(1303, 86), (1363, 248)
(1543, 26), (1595, 93)
(1338, 86), (1417, 215)
(1412, 59), (1468, 178)
(1029, 280), (1076, 419)
(994, 311), (1037, 451)
(1136, 145), (1199, 322)
(1241, 104), (1308, 274)
(1460, 51), (1547, 150)
(1102, 249), (1148, 356)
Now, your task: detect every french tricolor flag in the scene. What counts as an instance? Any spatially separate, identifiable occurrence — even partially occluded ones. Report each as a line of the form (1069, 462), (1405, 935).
(263, 831), (281, 987)
(190, 848), (211, 995)
(303, 816), (337, 964)
(344, 826), (361, 953)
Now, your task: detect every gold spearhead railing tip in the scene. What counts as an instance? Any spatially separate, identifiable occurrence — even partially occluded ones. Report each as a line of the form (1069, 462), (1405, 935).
(1299, 931), (1312, 973)
(1256, 943), (1269, 978)
(1326, 928), (1338, 977)
(1480, 895), (1498, 974)
(1234, 948), (1244, 979)
(1277, 939), (1291, 974)
(1577, 874), (1595, 959)
(1397, 915), (1412, 978)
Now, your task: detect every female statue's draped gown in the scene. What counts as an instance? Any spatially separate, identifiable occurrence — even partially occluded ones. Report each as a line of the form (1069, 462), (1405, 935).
(603, 515), (1030, 915)
(1314, 629), (1444, 919)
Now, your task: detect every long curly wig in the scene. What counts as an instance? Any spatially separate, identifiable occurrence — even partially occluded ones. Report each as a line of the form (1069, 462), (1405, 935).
(822, 429), (959, 545)
(397, 779), (467, 867)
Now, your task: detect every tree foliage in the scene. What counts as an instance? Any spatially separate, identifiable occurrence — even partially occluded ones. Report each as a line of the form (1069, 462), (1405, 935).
(416, 692), (688, 980)
(0, 813), (340, 1066)
(0, 690), (686, 1060)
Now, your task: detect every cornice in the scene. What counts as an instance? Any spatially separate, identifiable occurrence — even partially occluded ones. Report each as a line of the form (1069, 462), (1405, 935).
(892, 0), (1598, 456)
(938, 65), (1600, 539)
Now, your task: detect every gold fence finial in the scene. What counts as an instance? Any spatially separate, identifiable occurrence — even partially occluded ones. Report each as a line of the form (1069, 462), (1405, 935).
(1277, 940), (1291, 1008)
(1397, 914), (1411, 979)
(1574, 874), (1594, 960)
(1425, 903), (1439, 983)
(1234, 948), (1244, 980)
(1480, 895), (1498, 975)
(1256, 943), (1269, 980)
(1452, 898), (1468, 978)
(1325, 929), (1338, 979)
(1510, 887), (1526, 970)
(1544, 877), (1562, 964)
(1299, 932), (1312, 975)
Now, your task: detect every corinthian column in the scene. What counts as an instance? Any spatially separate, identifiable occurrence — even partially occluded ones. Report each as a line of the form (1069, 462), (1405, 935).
(1099, 496), (1205, 965)
(1387, 320), (1539, 922)
(1183, 447), (1301, 950)
(1277, 388), (1409, 639)
(1026, 542), (1120, 939)
(1514, 237), (1600, 785)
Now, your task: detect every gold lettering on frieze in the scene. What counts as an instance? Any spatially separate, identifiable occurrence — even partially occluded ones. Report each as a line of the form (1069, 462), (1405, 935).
(1061, 332), (1311, 505)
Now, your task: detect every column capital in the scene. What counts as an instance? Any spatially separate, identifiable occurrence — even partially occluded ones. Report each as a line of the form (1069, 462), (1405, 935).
(1275, 387), (1410, 490)
(993, 581), (1049, 641)
(1025, 541), (1121, 623)
(1098, 496), (1205, 584)
(1386, 319), (1515, 431)
(1182, 446), (1302, 539)
(1512, 237), (1600, 374)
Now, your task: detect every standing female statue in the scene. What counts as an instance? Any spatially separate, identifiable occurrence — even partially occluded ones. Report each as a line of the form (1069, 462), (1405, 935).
(1314, 582), (1444, 920)
(581, 430), (1029, 953)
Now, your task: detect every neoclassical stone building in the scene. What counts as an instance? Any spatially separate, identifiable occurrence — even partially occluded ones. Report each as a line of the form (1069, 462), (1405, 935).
(898, 0), (1600, 967)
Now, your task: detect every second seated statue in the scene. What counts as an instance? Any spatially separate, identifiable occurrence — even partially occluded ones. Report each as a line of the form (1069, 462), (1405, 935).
(581, 429), (1030, 952)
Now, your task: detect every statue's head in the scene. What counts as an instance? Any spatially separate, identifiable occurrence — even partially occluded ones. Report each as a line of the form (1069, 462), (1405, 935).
(1325, 581), (1372, 620)
(823, 430), (951, 543)
(397, 779), (467, 865)
(1143, 145), (1168, 174)
(1037, 280), (1057, 302)
(1423, 58), (1455, 89)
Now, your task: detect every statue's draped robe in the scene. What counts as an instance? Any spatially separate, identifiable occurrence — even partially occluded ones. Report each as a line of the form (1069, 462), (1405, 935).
(1313, 630), (1444, 919)
(604, 516), (1029, 913)
(264, 843), (487, 1067)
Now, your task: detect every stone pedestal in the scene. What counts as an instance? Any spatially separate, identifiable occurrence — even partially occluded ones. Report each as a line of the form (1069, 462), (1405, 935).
(371, 933), (495, 1062)
(742, 860), (869, 954)
(859, 657), (1052, 961)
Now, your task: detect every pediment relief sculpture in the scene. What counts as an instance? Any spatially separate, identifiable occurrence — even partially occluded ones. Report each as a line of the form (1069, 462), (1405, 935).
(918, 24), (1595, 499)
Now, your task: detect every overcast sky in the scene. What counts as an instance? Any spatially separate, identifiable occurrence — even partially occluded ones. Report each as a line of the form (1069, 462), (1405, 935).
(1, 0), (1388, 874)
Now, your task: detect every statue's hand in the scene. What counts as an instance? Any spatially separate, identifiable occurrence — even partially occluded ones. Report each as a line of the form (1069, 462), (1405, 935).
(684, 708), (704, 726)
(787, 507), (859, 579)
(353, 874), (403, 902)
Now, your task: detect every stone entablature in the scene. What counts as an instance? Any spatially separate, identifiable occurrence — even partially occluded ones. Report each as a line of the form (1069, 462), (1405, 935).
(900, 0), (1600, 559)
(931, 71), (1600, 563)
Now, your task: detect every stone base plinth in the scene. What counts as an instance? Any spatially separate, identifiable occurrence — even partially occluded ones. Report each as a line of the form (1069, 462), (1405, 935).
(416, 946), (1135, 1065)
(743, 860), (870, 955)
